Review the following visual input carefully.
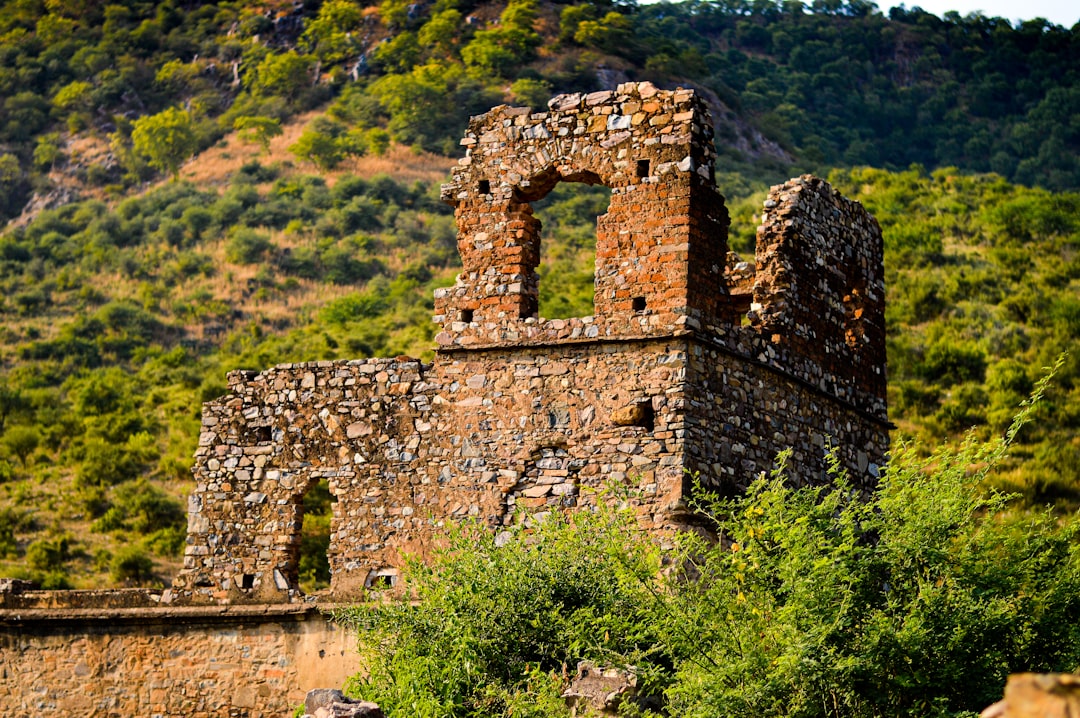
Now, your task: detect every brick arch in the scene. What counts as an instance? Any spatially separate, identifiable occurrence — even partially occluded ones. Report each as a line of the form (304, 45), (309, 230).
(511, 166), (605, 203)
(434, 82), (732, 346)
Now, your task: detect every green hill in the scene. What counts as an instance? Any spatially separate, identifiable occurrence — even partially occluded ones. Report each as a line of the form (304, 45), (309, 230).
(0, 0), (1077, 588)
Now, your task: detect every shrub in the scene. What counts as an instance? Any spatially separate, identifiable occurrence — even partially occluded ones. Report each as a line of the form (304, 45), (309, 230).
(90, 479), (185, 538)
(337, 497), (662, 718)
(290, 117), (350, 171)
(340, 363), (1080, 718)
(26, 534), (75, 572)
(110, 544), (155, 584)
(225, 227), (273, 264)
(2, 425), (40, 467)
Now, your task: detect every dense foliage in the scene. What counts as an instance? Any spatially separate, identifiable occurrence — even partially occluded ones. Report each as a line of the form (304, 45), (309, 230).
(0, 0), (1077, 223)
(337, 375), (1080, 718)
(0, 0), (1077, 588)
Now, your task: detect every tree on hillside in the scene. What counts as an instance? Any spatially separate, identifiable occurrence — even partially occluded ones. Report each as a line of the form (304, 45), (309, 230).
(0, 379), (28, 434)
(234, 115), (283, 155)
(302, 0), (365, 65)
(3, 426), (39, 468)
(131, 106), (198, 181)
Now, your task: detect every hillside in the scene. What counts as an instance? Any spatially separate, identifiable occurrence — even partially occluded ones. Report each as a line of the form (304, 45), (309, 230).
(0, 0), (1078, 588)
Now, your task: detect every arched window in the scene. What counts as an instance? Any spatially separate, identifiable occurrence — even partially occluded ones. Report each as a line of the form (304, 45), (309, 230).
(531, 181), (612, 319)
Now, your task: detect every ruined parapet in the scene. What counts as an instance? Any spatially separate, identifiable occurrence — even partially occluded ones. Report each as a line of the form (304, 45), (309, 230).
(749, 176), (887, 413)
(172, 359), (447, 604)
(435, 81), (730, 348)
(172, 83), (889, 606)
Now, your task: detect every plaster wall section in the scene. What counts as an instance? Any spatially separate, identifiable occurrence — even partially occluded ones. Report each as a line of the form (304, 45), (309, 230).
(0, 605), (357, 718)
(172, 342), (692, 605)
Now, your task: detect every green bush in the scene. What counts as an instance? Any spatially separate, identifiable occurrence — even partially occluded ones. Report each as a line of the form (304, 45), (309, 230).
(225, 227), (274, 264)
(337, 496), (662, 718)
(90, 479), (184, 539)
(26, 534), (75, 573)
(110, 544), (155, 584)
(2, 425), (39, 467)
(0, 506), (34, 557)
(339, 368), (1080, 718)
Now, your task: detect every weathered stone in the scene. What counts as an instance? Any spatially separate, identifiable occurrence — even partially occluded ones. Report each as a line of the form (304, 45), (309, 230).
(562, 661), (638, 715)
(171, 83), (888, 608)
(982, 674), (1080, 718)
(611, 403), (650, 427)
(306, 689), (351, 713)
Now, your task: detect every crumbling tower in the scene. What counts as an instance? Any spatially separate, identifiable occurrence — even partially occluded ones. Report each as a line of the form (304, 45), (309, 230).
(171, 83), (888, 606)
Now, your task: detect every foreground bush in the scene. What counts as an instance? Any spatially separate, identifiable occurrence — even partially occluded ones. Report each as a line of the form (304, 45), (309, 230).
(337, 369), (1080, 718)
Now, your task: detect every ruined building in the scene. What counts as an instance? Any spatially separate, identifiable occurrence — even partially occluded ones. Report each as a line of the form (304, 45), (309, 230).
(3, 83), (888, 716)
(169, 81), (889, 606)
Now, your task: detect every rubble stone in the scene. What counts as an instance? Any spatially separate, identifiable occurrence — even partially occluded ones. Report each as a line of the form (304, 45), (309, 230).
(562, 661), (639, 715)
(981, 674), (1080, 718)
(171, 83), (888, 605)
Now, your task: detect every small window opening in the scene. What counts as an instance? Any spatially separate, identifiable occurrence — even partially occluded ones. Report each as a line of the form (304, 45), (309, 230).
(478, 179), (491, 195)
(458, 309), (474, 323)
(241, 573), (255, 590)
(299, 478), (335, 593)
(532, 182), (611, 319)
(612, 400), (655, 431)
(636, 159), (650, 178)
(254, 425), (272, 442)
(639, 402), (655, 431)
(632, 296), (647, 312)
(365, 569), (398, 590)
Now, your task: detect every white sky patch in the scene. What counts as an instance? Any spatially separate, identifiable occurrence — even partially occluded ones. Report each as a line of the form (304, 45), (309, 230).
(882, 0), (1077, 27)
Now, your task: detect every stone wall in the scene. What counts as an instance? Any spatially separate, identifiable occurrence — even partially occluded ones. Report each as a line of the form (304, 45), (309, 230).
(0, 82), (891, 713)
(166, 81), (889, 605)
(435, 82), (729, 347)
(0, 593), (358, 717)
(172, 343), (692, 604)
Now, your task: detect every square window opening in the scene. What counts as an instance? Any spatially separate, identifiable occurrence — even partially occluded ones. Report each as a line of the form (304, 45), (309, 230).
(636, 160), (650, 178)
(478, 179), (491, 195)
(632, 296), (647, 312)
(458, 309), (474, 323)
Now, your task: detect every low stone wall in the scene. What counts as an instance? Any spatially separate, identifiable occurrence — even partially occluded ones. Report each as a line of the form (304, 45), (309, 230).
(0, 595), (359, 718)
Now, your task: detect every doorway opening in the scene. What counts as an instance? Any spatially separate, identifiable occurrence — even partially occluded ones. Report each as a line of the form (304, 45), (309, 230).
(529, 182), (611, 320)
(298, 478), (335, 593)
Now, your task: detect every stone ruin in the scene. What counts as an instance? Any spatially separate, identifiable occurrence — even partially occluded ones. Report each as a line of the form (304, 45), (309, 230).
(169, 82), (888, 605)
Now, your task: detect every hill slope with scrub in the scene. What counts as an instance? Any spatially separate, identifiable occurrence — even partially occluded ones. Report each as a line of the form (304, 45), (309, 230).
(0, 0), (1078, 588)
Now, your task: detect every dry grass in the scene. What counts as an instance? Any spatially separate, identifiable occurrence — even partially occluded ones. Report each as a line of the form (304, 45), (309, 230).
(180, 111), (456, 190)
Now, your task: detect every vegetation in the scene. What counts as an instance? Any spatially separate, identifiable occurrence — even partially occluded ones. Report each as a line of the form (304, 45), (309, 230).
(338, 375), (1080, 718)
(0, 0), (1076, 590)
(0, 0), (1074, 222)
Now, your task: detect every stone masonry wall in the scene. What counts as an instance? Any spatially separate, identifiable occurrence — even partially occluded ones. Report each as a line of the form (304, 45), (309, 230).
(168, 82), (889, 606)
(435, 82), (730, 345)
(172, 343), (691, 604)
(0, 602), (358, 717)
